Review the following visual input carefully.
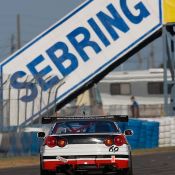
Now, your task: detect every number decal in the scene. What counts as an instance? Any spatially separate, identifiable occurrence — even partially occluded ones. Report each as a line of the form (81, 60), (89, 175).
(109, 145), (119, 153)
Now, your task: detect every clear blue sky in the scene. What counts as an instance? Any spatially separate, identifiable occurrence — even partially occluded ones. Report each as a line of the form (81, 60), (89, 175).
(0, 0), (163, 70)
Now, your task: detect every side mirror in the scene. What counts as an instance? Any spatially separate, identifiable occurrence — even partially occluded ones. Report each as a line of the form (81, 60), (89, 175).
(124, 129), (133, 136)
(37, 132), (45, 138)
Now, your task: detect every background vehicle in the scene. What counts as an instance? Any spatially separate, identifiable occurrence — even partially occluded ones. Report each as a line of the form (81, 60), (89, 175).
(38, 115), (133, 175)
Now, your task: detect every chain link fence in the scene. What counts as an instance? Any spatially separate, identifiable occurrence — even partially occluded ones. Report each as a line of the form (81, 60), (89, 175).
(0, 74), (166, 130)
(59, 104), (164, 118)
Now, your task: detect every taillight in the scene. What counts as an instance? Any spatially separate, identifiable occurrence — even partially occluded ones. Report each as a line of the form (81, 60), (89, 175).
(45, 136), (57, 148)
(114, 135), (127, 146)
(57, 138), (67, 148)
(104, 137), (113, 147)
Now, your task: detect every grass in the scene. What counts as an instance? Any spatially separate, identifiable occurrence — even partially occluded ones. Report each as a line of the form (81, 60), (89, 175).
(0, 147), (175, 169)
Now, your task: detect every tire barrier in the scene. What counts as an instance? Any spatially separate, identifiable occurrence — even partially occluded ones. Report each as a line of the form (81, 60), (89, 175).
(159, 118), (172, 147)
(141, 117), (175, 147)
(0, 133), (10, 155)
(0, 129), (44, 156)
(171, 118), (175, 146)
(118, 119), (159, 149)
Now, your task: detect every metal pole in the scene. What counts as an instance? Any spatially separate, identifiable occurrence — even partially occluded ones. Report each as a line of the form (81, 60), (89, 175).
(53, 79), (66, 116)
(17, 89), (20, 127)
(1, 75), (11, 130)
(39, 87), (43, 125)
(47, 87), (53, 117)
(31, 78), (36, 125)
(0, 76), (3, 131)
(10, 34), (16, 54)
(24, 76), (29, 122)
(163, 25), (169, 116)
(17, 14), (21, 50)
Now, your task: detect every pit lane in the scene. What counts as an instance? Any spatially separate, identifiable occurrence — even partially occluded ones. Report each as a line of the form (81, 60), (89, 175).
(0, 151), (174, 175)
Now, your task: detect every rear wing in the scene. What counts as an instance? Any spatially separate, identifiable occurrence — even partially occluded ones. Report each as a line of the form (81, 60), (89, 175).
(41, 115), (128, 124)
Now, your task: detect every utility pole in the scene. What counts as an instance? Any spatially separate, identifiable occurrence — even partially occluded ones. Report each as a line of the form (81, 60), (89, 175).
(10, 34), (16, 54)
(150, 42), (155, 68)
(163, 24), (175, 116)
(17, 14), (21, 50)
(137, 52), (143, 70)
(0, 77), (2, 131)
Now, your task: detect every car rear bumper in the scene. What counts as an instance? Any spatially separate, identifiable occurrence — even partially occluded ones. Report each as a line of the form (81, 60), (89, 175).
(42, 158), (129, 171)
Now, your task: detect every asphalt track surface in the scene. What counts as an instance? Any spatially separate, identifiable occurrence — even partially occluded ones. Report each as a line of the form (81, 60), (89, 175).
(0, 152), (175, 175)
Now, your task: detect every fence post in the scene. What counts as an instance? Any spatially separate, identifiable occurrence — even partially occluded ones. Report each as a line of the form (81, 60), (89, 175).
(0, 75), (11, 131)
(0, 75), (3, 131)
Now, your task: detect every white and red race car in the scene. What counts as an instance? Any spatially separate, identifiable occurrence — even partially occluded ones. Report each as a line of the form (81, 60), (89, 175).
(38, 115), (133, 175)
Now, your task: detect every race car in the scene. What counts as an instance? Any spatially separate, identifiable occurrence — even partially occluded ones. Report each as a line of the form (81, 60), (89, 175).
(38, 115), (133, 175)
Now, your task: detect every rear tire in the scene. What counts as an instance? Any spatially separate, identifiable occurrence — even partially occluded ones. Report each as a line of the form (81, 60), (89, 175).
(120, 157), (133, 175)
(56, 165), (75, 175)
(40, 168), (48, 175)
(121, 168), (133, 175)
(40, 159), (56, 175)
(40, 161), (47, 175)
(40, 169), (56, 175)
(119, 152), (133, 175)
(128, 153), (133, 175)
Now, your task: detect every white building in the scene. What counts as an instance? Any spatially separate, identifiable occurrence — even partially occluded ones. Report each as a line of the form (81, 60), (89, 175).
(98, 69), (170, 117)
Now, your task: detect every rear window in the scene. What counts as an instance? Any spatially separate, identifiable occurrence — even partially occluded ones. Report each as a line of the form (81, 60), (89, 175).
(52, 121), (118, 134)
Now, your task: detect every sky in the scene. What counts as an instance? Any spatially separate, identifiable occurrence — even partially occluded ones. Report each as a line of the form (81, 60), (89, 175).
(0, 0), (85, 59)
(0, 0), (163, 71)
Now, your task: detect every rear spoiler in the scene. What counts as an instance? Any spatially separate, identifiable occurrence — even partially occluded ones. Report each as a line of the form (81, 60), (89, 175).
(41, 115), (128, 124)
